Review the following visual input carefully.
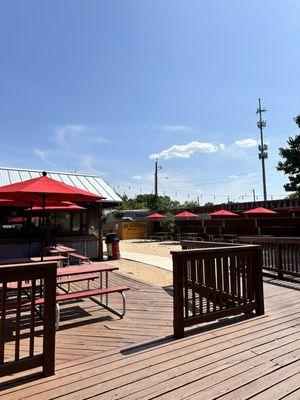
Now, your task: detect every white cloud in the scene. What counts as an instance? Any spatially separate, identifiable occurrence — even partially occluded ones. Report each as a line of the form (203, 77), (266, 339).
(154, 124), (194, 133)
(132, 175), (142, 180)
(79, 154), (94, 170)
(219, 143), (226, 150)
(228, 174), (239, 179)
(34, 149), (52, 164)
(54, 124), (87, 145)
(235, 138), (258, 148)
(150, 141), (221, 160)
(54, 124), (109, 146)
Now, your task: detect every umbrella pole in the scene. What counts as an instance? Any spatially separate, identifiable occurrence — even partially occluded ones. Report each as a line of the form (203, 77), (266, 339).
(54, 212), (57, 248)
(41, 194), (46, 261)
(27, 205), (32, 259)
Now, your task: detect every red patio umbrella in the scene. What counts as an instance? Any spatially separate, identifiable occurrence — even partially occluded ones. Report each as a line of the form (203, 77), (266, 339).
(244, 207), (277, 215)
(145, 212), (166, 219)
(27, 204), (86, 212)
(174, 211), (198, 218)
(210, 209), (239, 217)
(0, 171), (103, 259)
(8, 216), (39, 223)
(0, 173), (102, 204)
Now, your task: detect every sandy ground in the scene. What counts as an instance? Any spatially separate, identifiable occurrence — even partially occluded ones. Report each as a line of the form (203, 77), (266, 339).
(105, 240), (181, 287)
(119, 239), (181, 258)
(108, 258), (173, 287)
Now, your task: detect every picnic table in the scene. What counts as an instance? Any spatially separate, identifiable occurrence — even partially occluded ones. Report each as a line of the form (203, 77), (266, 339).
(177, 233), (199, 241)
(5, 262), (130, 330)
(222, 234), (238, 243)
(30, 255), (68, 268)
(48, 245), (91, 265)
(52, 245), (76, 253)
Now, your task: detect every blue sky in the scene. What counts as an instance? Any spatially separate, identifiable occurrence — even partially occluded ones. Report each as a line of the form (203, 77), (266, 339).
(0, 0), (299, 204)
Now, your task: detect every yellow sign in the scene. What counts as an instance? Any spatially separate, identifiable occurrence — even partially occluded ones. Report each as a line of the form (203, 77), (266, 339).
(120, 222), (149, 240)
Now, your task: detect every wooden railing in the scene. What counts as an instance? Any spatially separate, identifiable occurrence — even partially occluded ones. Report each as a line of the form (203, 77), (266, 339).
(181, 240), (241, 249)
(239, 237), (300, 279)
(172, 245), (264, 338)
(0, 262), (57, 378)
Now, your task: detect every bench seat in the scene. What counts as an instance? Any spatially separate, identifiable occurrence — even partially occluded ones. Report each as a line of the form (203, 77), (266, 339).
(69, 253), (91, 264)
(5, 286), (130, 328)
(6, 273), (100, 290)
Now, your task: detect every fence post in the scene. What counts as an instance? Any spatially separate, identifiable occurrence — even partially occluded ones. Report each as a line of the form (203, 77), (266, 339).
(42, 263), (57, 377)
(252, 248), (265, 316)
(173, 254), (184, 338)
(275, 241), (283, 279)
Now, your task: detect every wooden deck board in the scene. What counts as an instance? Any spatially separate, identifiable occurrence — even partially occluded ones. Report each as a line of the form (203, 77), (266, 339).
(0, 274), (300, 399)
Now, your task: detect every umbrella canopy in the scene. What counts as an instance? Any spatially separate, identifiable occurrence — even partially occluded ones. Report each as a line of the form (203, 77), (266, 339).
(8, 216), (39, 223)
(26, 204), (86, 212)
(0, 172), (103, 204)
(244, 207), (277, 214)
(145, 212), (166, 219)
(210, 209), (239, 217)
(174, 211), (198, 218)
(0, 172), (103, 259)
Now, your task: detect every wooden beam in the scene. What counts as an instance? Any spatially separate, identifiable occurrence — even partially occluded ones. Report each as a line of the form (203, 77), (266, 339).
(98, 203), (103, 261)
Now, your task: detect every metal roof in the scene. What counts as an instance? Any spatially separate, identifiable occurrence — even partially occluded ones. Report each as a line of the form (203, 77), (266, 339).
(0, 167), (122, 204)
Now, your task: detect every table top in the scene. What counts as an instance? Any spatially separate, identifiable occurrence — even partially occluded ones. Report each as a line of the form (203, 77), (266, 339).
(30, 255), (68, 262)
(57, 264), (119, 277)
(53, 245), (76, 253)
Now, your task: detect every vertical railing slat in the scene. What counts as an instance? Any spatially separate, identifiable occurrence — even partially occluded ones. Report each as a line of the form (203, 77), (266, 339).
(0, 282), (7, 364)
(15, 280), (22, 361)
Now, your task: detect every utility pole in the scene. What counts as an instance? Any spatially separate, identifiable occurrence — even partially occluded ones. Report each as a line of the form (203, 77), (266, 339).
(256, 98), (268, 203)
(154, 159), (162, 196)
(252, 189), (256, 203)
(154, 159), (158, 196)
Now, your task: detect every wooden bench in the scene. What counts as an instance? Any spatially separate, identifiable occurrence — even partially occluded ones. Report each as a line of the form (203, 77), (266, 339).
(69, 252), (91, 264)
(7, 273), (99, 291)
(5, 263), (129, 329)
(6, 285), (130, 329)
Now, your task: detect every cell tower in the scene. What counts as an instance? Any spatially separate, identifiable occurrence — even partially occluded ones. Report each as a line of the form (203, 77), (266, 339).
(256, 98), (268, 202)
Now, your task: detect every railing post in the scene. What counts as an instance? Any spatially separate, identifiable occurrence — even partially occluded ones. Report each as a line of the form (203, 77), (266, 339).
(252, 248), (265, 316)
(173, 254), (184, 338)
(42, 262), (57, 377)
(275, 241), (283, 279)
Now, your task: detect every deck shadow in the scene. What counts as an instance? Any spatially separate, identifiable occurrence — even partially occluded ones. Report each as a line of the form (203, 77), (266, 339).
(0, 371), (43, 392)
(263, 277), (300, 292)
(121, 312), (256, 356)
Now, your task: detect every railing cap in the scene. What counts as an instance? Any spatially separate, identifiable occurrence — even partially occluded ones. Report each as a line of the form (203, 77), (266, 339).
(171, 244), (261, 256)
(0, 261), (58, 273)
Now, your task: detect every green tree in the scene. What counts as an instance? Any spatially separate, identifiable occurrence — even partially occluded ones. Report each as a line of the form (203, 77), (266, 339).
(135, 194), (180, 211)
(182, 200), (199, 212)
(113, 193), (180, 215)
(160, 213), (176, 235)
(277, 115), (300, 196)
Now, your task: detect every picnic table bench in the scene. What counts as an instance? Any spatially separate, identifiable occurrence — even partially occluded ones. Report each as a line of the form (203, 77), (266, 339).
(4, 263), (130, 330)
(47, 246), (91, 265)
(30, 255), (68, 268)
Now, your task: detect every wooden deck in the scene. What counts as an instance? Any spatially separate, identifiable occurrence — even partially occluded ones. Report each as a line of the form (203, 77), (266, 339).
(1, 273), (300, 399)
